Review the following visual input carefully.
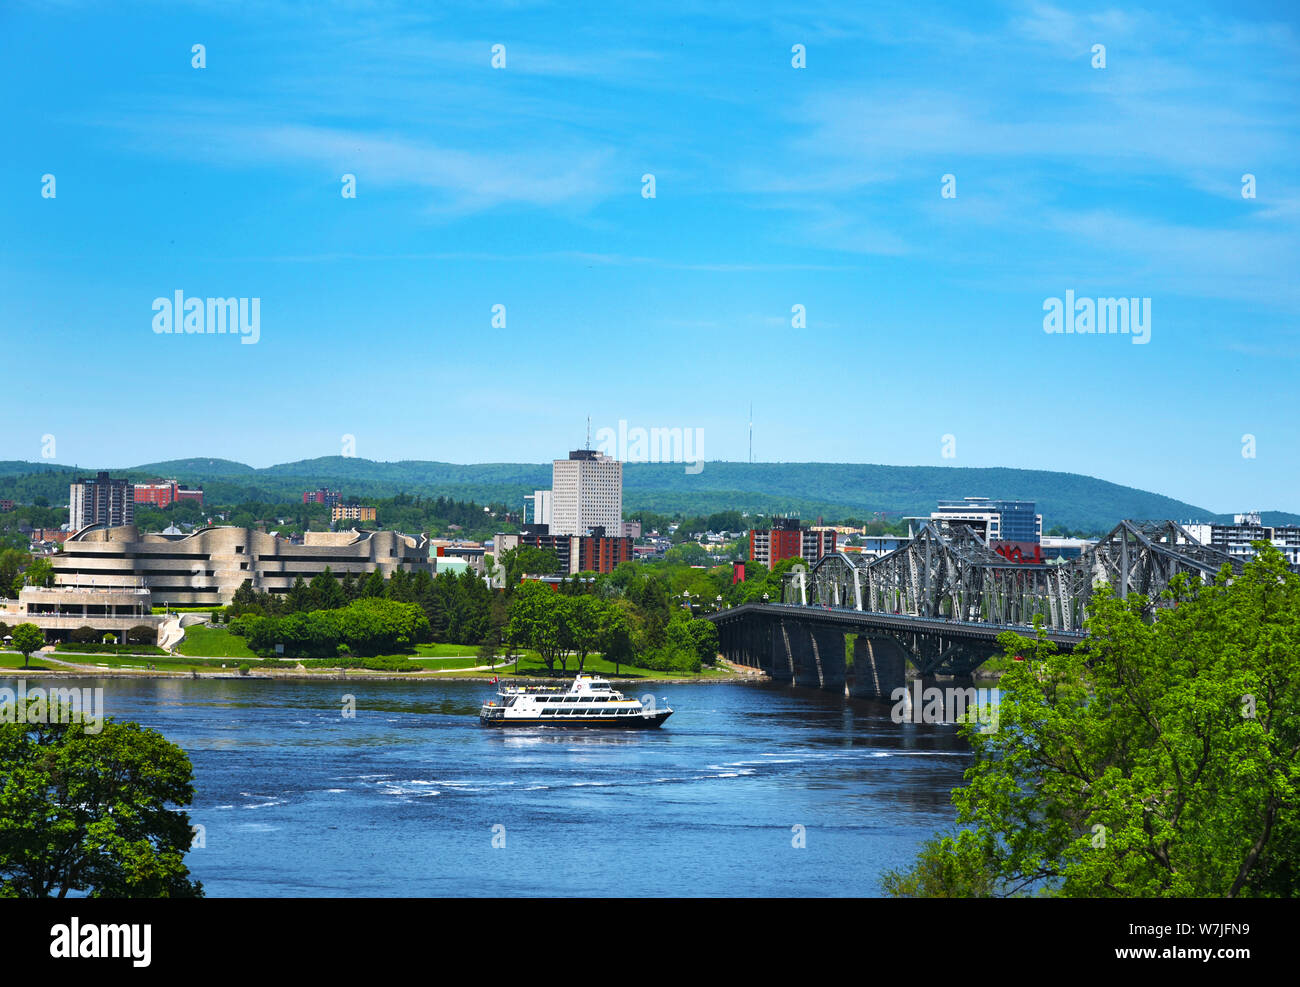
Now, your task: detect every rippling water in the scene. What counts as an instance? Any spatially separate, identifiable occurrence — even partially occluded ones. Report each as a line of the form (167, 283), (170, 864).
(7, 675), (973, 896)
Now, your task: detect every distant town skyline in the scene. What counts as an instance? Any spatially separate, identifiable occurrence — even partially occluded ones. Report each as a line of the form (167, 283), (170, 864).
(4, 1), (1297, 513)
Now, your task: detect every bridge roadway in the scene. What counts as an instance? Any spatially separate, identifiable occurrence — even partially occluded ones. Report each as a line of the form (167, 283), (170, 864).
(706, 602), (1084, 698)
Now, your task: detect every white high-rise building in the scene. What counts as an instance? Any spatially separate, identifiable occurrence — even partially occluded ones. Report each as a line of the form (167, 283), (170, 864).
(549, 450), (622, 537)
(527, 489), (552, 527)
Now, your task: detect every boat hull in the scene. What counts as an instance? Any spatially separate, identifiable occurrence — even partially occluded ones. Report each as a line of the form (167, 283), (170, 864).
(479, 709), (673, 729)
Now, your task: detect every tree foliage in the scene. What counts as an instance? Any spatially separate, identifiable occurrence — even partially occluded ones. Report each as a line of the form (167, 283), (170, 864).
(11, 623), (43, 668)
(0, 717), (203, 898)
(232, 598), (431, 658)
(885, 545), (1300, 898)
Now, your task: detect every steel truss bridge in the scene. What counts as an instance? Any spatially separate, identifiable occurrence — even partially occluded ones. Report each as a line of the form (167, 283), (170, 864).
(707, 520), (1244, 697)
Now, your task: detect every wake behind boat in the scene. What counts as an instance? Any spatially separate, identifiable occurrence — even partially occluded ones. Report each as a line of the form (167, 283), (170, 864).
(479, 674), (673, 728)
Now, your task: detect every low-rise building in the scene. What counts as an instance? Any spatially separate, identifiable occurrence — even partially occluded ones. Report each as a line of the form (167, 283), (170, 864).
(432, 541), (487, 575)
(134, 479), (204, 508)
(915, 497), (1044, 562)
(748, 517), (837, 567)
(50, 524), (430, 606)
(841, 534), (909, 560)
(3, 586), (162, 643)
(494, 525), (633, 575)
(332, 504), (377, 523)
(1040, 536), (1098, 562)
(1184, 513), (1300, 566)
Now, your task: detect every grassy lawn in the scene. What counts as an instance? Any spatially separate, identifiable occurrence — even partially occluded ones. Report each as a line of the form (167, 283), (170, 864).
(471, 653), (733, 680)
(411, 643), (492, 659)
(53, 654), (246, 673)
(0, 650), (241, 674)
(0, 653), (55, 671)
(175, 624), (260, 659)
(86, 624), (731, 680)
(408, 657), (477, 670)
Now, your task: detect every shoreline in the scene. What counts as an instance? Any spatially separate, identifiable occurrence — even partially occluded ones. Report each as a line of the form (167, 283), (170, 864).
(0, 656), (769, 685)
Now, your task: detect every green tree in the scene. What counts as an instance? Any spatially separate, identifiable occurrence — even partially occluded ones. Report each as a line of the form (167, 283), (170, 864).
(23, 556), (54, 589)
(361, 568), (386, 598)
(507, 581), (565, 673)
(664, 542), (709, 567)
(484, 591), (508, 659)
(126, 624), (157, 646)
(309, 567), (345, 611)
(340, 571), (359, 602)
(284, 576), (312, 614)
(501, 546), (562, 585)
(565, 595), (605, 673)
(0, 549), (27, 600)
(69, 626), (98, 644)
(11, 623), (43, 669)
(885, 545), (1300, 898)
(386, 567), (415, 603)
(602, 600), (637, 676)
(423, 571), (454, 642)
(0, 717), (203, 897)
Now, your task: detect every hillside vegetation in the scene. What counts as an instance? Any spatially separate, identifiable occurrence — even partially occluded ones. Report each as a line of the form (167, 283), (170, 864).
(0, 458), (1291, 534)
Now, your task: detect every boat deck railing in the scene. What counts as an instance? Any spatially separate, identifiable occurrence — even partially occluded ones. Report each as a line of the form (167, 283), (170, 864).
(497, 684), (617, 696)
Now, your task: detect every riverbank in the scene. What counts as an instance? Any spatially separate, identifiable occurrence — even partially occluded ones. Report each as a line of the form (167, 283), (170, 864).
(0, 650), (769, 685)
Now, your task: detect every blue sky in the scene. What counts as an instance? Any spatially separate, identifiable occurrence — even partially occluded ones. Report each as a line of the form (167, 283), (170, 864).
(2, 0), (1297, 513)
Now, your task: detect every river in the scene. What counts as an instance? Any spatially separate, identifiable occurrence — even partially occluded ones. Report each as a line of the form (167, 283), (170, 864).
(6, 675), (973, 896)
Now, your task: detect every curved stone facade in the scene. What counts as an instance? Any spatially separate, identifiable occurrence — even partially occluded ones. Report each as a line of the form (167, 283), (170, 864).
(53, 525), (432, 606)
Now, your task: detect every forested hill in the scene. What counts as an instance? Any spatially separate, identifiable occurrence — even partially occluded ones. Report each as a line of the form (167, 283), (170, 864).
(0, 458), (1291, 534)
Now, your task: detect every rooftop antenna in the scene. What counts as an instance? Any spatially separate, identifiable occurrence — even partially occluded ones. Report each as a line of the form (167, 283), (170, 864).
(748, 403), (753, 464)
(586, 416), (591, 450)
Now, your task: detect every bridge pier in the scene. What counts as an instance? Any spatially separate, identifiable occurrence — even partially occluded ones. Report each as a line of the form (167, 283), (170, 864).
(771, 620), (801, 683)
(846, 635), (908, 700)
(720, 616), (769, 670)
(809, 626), (846, 691)
(720, 620), (745, 667)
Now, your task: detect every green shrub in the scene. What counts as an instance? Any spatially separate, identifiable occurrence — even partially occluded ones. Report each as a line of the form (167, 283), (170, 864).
(54, 642), (168, 656)
(228, 599), (430, 659)
(126, 624), (157, 645)
(296, 655), (420, 672)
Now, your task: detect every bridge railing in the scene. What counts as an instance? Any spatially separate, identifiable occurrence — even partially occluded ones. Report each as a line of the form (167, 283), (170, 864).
(775, 519), (1244, 633)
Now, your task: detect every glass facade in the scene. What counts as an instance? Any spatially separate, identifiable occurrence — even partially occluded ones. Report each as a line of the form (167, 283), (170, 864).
(933, 497), (1041, 545)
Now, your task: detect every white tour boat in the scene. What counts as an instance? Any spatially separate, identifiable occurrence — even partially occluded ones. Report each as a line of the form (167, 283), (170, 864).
(479, 675), (673, 728)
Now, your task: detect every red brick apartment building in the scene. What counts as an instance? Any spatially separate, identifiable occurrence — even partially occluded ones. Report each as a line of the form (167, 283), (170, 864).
(133, 479), (203, 508)
(748, 517), (837, 567)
